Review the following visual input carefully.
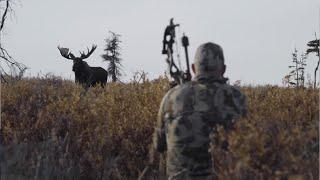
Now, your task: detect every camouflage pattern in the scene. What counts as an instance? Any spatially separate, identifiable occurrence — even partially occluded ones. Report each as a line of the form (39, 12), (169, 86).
(194, 42), (225, 75)
(153, 42), (247, 180)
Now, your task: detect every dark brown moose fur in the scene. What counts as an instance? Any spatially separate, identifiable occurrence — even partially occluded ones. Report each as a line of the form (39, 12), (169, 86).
(58, 45), (108, 87)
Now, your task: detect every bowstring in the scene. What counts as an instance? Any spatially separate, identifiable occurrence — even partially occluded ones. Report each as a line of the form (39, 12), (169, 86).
(175, 26), (182, 72)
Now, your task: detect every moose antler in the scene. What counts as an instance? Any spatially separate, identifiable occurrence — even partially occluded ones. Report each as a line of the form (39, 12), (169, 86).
(80, 45), (97, 59)
(58, 46), (76, 60)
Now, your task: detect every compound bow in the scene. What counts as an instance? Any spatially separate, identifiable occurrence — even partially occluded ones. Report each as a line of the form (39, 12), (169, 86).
(162, 18), (192, 86)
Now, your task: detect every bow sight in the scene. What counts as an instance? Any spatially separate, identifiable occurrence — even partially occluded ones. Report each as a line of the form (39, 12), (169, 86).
(162, 18), (191, 86)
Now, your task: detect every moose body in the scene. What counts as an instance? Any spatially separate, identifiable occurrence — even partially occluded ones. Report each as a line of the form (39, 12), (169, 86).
(58, 45), (108, 87)
(74, 66), (108, 86)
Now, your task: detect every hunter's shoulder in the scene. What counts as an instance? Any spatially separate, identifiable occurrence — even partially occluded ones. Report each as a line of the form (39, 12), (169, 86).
(159, 82), (196, 106)
(215, 83), (247, 105)
(166, 81), (199, 96)
(220, 84), (246, 99)
(218, 84), (247, 115)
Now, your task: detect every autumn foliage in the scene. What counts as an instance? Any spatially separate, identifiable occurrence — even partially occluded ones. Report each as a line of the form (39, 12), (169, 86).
(0, 76), (318, 179)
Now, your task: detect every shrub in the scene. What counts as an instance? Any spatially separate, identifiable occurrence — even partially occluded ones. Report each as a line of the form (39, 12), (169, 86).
(0, 77), (318, 179)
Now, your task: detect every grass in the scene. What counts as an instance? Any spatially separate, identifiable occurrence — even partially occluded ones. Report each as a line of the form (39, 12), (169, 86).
(0, 75), (318, 179)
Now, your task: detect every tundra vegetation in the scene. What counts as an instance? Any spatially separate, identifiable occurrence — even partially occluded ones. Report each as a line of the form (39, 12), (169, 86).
(0, 75), (318, 179)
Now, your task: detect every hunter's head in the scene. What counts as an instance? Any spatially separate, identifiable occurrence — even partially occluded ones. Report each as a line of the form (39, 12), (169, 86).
(192, 42), (226, 78)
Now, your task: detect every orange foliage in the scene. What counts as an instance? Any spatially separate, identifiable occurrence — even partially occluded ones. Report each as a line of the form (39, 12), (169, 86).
(1, 76), (318, 179)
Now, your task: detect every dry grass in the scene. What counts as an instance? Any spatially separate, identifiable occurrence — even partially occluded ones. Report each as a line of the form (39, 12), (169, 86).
(0, 75), (318, 179)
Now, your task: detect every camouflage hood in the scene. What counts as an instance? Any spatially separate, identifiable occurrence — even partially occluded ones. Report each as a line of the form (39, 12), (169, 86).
(194, 42), (226, 79)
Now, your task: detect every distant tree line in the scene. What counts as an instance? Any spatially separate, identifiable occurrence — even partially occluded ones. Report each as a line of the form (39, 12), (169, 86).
(284, 37), (320, 88)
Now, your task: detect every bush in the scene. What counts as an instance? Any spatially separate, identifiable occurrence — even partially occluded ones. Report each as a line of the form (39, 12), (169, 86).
(0, 77), (318, 179)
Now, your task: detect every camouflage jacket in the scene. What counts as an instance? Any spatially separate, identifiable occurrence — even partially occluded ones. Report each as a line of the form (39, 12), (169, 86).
(153, 74), (247, 178)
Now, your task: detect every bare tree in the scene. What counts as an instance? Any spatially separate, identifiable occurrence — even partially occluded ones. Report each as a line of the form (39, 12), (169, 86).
(0, 0), (27, 82)
(101, 31), (122, 82)
(287, 49), (307, 87)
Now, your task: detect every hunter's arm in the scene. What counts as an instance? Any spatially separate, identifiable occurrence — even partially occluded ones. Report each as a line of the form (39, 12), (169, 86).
(152, 95), (169, 153)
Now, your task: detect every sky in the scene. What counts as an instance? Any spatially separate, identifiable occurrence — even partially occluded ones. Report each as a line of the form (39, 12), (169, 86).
(2, 0), (320, 85)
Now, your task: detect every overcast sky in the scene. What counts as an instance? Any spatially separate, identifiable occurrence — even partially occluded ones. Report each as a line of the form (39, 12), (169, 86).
(2, 0), (320, 85)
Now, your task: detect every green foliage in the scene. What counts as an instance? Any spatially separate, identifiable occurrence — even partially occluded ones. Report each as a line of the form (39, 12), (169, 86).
(0, 76), (318, 179)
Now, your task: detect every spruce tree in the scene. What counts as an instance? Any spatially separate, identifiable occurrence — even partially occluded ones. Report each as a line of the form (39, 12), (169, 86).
(101, 31), (122, 82)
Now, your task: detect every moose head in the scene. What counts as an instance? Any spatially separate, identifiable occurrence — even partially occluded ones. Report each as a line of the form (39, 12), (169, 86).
(58, 45), (108, 87)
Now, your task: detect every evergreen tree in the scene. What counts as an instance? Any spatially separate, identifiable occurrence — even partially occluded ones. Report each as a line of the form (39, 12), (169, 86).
(288, 49), (307, 87)
(101, 31), (122, 82)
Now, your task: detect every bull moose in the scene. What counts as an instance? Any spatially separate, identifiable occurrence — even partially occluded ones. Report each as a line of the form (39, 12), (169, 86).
(58, 45), (108, 87)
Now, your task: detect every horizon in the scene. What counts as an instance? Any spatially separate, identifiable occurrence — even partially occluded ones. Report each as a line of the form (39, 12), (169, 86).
(1, 0), (320, 85)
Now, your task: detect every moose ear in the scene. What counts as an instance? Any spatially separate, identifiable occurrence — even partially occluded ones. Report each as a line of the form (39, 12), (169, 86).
(69, 53), (76, 59)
